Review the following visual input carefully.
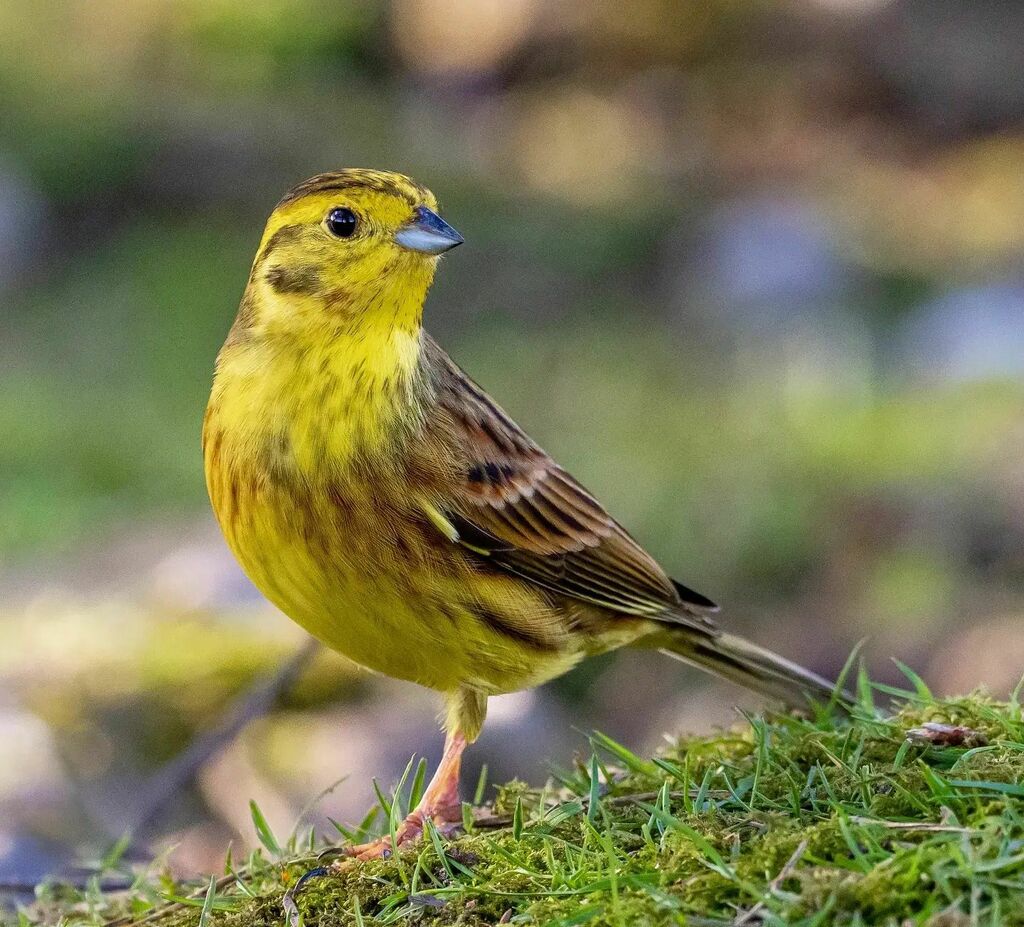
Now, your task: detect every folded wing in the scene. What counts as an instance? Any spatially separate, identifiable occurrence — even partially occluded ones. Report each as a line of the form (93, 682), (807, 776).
(418, 337), (717, 629)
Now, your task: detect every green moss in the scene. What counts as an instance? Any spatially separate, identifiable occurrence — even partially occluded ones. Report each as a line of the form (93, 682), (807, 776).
(14, 691), (1024, 927)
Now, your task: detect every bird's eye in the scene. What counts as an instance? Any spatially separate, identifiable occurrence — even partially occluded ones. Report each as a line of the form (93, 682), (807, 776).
(325, 207), (358, 239)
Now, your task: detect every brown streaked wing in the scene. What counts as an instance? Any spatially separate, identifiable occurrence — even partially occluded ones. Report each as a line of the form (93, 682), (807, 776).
(419, 337), (717, 626)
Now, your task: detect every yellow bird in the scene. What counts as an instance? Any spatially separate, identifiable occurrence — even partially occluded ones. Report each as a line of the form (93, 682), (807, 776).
(204, 169), (838, 859)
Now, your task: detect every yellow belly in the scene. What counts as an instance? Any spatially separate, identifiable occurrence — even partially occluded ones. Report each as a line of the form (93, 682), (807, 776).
(205, 447), (586, 695)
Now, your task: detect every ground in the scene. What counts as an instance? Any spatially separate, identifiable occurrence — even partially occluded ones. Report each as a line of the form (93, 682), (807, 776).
(14, 679), (1024, 927)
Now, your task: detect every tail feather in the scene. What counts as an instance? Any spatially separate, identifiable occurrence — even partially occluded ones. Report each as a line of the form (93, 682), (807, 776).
(658, 629), (851, 711)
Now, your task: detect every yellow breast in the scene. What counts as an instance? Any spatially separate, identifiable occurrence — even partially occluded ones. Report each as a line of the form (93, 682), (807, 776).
(203, 322), (582, 695)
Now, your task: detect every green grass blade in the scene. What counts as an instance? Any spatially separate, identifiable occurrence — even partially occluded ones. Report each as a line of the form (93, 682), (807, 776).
(892, 660), (933, 700)
(196, 876), (217, 927)
(473, 763), (489, 805)
(408, 758), (428, 813)
(947, 779), (1024, 797)
(249, 800), (281, 858)
(589, 731), (656, 775)
(586, 754), (602, 825)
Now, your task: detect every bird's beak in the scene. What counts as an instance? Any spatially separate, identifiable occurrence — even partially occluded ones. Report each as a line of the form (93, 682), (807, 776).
(395, 206), (464, 255)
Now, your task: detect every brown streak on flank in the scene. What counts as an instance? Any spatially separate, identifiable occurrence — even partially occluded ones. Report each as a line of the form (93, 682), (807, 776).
(261, 428), (294, 486)
(326, 483), (355, 520)
(392, 529), (413, 561)
(228, 477), (241, 526)
(201, 407), (215, 452)
(289, 483), (319, 545)
(205, 428), (223, 470)
(475, 604), (559, 652)
(265, 264), (323, 295)
(435, 602), (462, 628)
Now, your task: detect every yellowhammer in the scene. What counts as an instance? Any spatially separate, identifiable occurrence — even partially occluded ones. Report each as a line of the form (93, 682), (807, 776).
(203, 169), (839, 859)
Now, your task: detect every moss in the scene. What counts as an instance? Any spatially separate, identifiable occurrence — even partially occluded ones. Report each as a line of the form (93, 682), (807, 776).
(13, 690), (1024, 927)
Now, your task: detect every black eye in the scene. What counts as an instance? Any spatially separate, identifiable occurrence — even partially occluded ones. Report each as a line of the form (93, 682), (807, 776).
(326, 207), (358, 238)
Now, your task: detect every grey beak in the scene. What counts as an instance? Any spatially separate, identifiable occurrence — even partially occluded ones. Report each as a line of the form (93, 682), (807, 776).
(395, 206), (464, 255)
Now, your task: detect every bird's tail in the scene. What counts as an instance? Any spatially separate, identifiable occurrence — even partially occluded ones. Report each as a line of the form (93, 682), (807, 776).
(655, 627), (850, 711)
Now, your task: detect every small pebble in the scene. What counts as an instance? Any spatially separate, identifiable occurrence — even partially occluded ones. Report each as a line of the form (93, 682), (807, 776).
(905, 722), (987, 748)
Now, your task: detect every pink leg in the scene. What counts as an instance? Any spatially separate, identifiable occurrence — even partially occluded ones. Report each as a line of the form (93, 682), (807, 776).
(338, 731), (467, 861)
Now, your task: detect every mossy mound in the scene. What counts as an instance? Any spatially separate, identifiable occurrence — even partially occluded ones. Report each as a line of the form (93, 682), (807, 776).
(16, 689), (1024, 927)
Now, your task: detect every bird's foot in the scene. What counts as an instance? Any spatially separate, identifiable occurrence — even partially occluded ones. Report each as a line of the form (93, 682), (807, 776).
(283, 732), (468, 925)
(283, 803), (463, 924)
(338, 801), (463, 861)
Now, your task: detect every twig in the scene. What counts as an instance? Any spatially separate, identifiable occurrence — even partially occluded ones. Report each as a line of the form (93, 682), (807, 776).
(849, 817), (973, 834)
(99, 641), (320, 927)
(733, 837), (808, 926)
(5, 640), (317, 914)
(0, 877), (134, 894)
(471, 787), (718, 829)
(128, 639), (320, 837)
(103, 873), (236, 927)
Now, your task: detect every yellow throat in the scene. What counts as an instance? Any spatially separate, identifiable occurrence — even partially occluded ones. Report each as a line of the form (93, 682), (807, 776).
(207, 208), (440, 475)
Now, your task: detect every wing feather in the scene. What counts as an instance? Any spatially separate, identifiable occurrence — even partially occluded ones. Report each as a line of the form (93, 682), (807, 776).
(417, 337), (717, 625)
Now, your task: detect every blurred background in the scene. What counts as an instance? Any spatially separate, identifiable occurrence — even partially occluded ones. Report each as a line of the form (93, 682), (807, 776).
(2, 0), (1023, 896)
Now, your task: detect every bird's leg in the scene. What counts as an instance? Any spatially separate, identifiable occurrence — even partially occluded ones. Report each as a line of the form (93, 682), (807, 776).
(284, 696), (485, 920)
(282, 736), (467, 927)
(339, 730), (467, 861)
(411, 729), (466, 828)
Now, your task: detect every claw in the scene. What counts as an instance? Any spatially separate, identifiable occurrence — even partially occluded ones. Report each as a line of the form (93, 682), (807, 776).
(282, 866), (332, 927)
(281, 732), (469, 922)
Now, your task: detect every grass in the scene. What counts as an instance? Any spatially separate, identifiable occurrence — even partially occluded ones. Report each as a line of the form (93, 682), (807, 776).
(13, 679), (1024, 927)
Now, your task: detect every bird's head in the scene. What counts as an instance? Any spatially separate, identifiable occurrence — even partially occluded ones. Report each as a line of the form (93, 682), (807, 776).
(238, 169), (463, 340)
